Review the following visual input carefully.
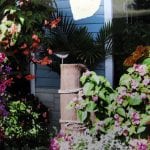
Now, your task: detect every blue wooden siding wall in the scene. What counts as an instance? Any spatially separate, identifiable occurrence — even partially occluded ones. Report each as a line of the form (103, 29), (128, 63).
(35, 0), (105, 89)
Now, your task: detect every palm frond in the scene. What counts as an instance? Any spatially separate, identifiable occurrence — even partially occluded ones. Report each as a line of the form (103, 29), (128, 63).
(96, 22), (113, 56)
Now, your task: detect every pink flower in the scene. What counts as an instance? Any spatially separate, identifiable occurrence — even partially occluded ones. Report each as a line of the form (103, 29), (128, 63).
(0, 53), (6, 63)
(129, 139), (148, 150)
(143, 78), (150, 86)
(92, 95), (98, 102)
(133, 64), (147, 76)
(116, 95), (124, 104)
(83, 70), (92, 77)
(118, 87), (127, 96)
(131, 112), (140, 125)
(114, 114), (120, 120)
(131, 79), (139, 89)
(140, 93), (147, 99)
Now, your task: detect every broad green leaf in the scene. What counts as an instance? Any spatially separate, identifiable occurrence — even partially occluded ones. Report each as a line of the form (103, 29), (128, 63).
(140, 115), (150, 125)
(99, 76), (107, 83)
(77, 110), (88, 122)
(129, 125), (136, 135)
(123, 100), (128, 107)
(91, 74), (99, 84)
(117, 107), (126, 117)
(80, 75), (87, 85)
(104, 118), (113, 125)
(86, 101), (97, 112)
(128, 97), (142, 106)
(119, 74), (132, 88)
(98, 89), (106, 100)
(127, 67), (134, 74)
(137, 126), (146, 134)
(83, 82), (94, 96)
(142, 58), (150, 66)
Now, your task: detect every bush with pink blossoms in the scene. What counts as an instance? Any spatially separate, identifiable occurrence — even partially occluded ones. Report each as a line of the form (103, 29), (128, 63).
(68, 60), (150, 144)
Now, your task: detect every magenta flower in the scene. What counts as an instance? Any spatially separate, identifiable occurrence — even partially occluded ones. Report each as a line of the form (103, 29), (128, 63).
(50, 138), (60, 150)
(0, 53), (6, 63)
(133, 64), (147, 76)
(0, 83), (6, 93)
(129, 139), (148, 150)
(131, 112), (140, 125)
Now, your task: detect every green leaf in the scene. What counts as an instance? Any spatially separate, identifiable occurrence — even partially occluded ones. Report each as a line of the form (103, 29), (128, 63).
(119, 74), (132, 88)
(142, 58), (150, 66)
(98, 89), (106, 100)
(129, 125), (136, 135)
(91, 74), (99, 84)
(83, 82), (94, 96)
(104, 118), (113, 126)
(117, 107), (126, 117)
(137, 126), (146, 134)
(86, 101), (97, 112)
(127, 67), (134, 74)
(140, 115), (150, 125)
(128, 97), (142, 106)
(77, 110), (88, 122)
(80, 75), (87, 85)
(19, 16), (25, 25)
(99, 76), (107, 83)
(20, 103), (26, 110)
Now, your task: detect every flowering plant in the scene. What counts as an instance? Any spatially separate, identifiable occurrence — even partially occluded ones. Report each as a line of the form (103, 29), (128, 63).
(50, 128), (130, 150)
(0, 52), (12, 141)
(68, 60), (150, 142)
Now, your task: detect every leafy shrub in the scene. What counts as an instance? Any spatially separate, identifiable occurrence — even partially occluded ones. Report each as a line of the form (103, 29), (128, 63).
(68, 60), (150, 141)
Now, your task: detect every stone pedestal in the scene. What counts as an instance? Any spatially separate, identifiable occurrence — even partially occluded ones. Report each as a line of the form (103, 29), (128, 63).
(59, 64), (86, 131)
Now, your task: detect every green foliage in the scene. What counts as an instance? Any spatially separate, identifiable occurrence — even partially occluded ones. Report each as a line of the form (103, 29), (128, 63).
(47, 10), (111, 68)
(68, 60), (150, 141)
(3, 100), (41, 139)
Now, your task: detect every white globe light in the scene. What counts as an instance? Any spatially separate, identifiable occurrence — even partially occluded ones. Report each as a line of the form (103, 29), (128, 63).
(70, 0), (101, 20)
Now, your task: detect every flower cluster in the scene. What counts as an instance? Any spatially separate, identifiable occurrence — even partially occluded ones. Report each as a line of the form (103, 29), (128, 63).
(129, 139), (149, 150)
(50, 132), (72, 150)
(50, 129), (129, 150)
(68, 60), (150, 144)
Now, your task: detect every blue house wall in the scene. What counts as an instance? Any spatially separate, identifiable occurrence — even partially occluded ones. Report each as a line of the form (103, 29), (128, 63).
(35, 0), (105, 128)
(35, 0), (105, 89)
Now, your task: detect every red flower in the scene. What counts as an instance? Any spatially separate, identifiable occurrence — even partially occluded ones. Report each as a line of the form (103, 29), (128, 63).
(39, 56), (52, 65)
(20, 43), (28, 49)
(25, 74), (35, 80)
(32, 34), (40, 43)
(50, 17), (61, 28)
(0, 53), (6, 63)
(4, 78), (13, 86)
(32, 42), (39, 48)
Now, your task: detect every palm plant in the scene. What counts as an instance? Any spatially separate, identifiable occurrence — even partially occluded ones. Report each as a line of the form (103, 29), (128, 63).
(48, 10), (110, 69)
